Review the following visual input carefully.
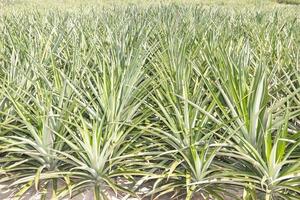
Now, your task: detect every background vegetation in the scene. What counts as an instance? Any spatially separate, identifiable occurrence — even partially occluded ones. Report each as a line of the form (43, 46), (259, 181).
(0, 0), (299, 11)
(278, 0), (300, 5)
(0, 1), (300, 200)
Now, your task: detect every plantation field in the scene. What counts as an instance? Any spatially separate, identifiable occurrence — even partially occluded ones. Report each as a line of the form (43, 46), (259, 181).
(0, 1), (300, 200)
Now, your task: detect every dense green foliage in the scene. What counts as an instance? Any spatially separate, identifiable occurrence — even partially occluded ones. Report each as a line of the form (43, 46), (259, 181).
(0, 5), (300, 200)
(278, 0), (300, 5)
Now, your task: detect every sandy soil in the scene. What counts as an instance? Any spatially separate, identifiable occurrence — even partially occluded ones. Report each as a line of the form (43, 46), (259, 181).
(0, 184), (242, 200)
